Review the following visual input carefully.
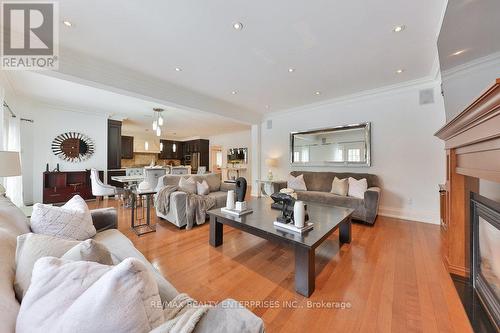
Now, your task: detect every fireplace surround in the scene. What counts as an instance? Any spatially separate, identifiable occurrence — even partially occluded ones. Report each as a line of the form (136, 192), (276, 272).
(436, 78), (500, 331)
(471, 193), (500, 330)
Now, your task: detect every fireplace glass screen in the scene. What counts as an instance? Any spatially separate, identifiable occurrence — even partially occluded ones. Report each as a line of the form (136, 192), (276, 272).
(478, 217), (500, 302)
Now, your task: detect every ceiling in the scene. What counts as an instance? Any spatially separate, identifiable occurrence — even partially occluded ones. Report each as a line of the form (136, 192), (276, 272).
(49, 0), (445, 114)
(5, 71), (249, 139)
(438, 0), (500, 72)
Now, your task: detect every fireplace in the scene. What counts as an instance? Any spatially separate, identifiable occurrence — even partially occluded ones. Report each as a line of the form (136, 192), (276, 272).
(471, 192), (500, 330)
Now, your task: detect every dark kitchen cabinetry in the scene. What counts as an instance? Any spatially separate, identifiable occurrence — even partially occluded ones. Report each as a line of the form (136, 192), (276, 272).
(107, 120), (122, 169)
(159, 140), (182, 159)
(121, 136), (134, 159)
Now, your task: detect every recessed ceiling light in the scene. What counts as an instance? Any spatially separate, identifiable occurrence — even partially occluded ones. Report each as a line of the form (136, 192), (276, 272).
(233, 22), (243, 30)
(63, 20), (73, 27)
(451, 49), (467, 56)
(393, 25), (405, 33)
(396, 69), (404, 74)
(175, 67), (182, 72)
(231, 91), (237, 95)
(315, 91), (321, 95)
(288, 68), (295, 73)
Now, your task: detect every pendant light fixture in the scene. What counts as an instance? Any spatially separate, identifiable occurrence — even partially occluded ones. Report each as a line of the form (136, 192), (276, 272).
(152, 108), (165, 137)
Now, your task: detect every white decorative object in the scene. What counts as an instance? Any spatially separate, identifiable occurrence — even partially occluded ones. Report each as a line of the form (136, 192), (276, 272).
(274, 221), (313, 234)
(287, 174), (307, 191)
(226, 190), (235, 209)
(16, 257), (164, 333)
(293, 201), (305, 228)
(348, 177), (368, 199)
(235, 201), (247, 211)
(30, 195), (96, 241)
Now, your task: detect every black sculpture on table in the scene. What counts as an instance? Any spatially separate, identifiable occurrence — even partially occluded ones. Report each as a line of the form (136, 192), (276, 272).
(270, 192), (309, 224)
(235, 177), (247, 202)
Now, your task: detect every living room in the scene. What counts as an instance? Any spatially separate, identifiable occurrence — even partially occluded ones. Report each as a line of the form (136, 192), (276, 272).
(1, 0), (499, 332)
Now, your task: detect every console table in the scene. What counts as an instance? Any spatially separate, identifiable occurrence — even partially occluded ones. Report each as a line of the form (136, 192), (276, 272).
(43, 170), (103, 204)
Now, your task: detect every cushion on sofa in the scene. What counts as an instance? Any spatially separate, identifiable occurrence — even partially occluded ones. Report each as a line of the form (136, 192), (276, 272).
(290, 171), (379, 192)
(14, 233), (113, 301)
(287, 174), (307, 191)
(179, 177), (197, 194)
(16, 257), (164, 333)
(30, 195), (96, 240)
(296, 191), (363, 210)
(196, 180), (210, 195)
(331, 177), (348, 196)
(348, 177), (368, 199)
(93, 229), (179, 303)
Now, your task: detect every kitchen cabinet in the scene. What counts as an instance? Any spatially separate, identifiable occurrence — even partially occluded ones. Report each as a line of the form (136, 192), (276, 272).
(121, 136), (134, 159)
(159, 140), (182, 159)
(107, 120), (122, 169)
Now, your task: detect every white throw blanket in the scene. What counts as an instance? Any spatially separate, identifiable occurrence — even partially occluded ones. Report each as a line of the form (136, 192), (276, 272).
(151, 294), (210, 333)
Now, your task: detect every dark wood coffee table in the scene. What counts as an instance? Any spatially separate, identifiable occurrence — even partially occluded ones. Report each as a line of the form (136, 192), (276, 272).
(207, 198), (354, 297)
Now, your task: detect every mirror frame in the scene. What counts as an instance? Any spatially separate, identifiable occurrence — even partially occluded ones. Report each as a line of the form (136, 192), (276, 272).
(289, 122), (371, 167)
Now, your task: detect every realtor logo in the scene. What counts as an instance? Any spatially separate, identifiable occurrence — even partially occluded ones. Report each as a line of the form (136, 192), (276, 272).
(1, 1), (59, 70)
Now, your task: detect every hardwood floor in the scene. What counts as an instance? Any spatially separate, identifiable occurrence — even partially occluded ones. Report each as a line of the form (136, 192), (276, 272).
(89, 198), (473, 333)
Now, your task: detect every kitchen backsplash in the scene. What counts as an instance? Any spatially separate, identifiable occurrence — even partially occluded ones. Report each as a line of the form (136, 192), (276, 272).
(121, 153), (181, 168)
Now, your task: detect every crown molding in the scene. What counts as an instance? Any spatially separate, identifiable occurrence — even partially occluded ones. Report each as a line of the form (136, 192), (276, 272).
(441, 51), (500, 81)
(264, 74), (440, 120)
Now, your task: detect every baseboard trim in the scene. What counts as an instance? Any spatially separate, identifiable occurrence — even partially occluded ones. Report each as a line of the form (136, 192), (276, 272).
(378, 206), (439, 225)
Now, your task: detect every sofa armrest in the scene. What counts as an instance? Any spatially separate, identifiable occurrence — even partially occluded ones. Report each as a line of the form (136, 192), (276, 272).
(220, 182), (236, 192)
(90, 208), (117, 232)
(363, 187), (381, 224)
(193, 299), (265, 333)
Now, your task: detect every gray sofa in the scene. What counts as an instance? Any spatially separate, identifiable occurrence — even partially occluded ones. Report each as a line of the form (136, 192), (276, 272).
(0, 195), (263, 332)
(155, 173), (234, 228)
(289, 171), (381, 225)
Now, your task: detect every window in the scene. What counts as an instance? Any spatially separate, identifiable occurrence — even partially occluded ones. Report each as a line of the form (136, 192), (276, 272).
(301, 148), (309, 162)
(293, 151), (300, 162)
(347, 149), (361, 162)
(333, 147), (343, 162)
(216, 151), (223, 168)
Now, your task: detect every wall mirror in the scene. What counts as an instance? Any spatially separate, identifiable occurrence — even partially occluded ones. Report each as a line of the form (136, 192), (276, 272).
(290, 123), (371, 167)
(52, 132), (95, 162)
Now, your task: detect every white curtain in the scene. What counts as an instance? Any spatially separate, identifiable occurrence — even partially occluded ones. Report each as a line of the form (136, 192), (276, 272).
(4, 112), (24, 206)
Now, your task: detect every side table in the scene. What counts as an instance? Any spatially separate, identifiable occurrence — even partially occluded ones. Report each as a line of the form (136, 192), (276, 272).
(131, 189), (157, 236)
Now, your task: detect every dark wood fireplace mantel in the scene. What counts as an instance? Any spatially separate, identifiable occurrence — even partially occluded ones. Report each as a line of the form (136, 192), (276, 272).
(435, 78), (500, 279)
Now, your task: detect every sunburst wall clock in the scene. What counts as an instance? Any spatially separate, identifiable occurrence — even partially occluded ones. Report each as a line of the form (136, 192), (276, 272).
(51, 132), (95, 162)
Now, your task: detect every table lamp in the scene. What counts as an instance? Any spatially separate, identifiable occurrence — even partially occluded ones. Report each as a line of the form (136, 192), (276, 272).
(0, 151), (21, 196)
(265, 158), (278, 180)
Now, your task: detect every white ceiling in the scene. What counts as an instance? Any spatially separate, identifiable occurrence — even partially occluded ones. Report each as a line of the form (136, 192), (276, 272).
(5, 71), (249, 139)
(438, 0), (500, 71)
(51, 0), (445, 114)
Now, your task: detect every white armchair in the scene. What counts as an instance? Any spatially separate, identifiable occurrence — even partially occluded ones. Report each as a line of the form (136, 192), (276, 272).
(90, 168), (120, 205)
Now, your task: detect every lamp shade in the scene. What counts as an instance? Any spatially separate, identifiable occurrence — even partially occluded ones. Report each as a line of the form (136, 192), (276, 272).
(265, 158), (278, 167)
(0, 151), (21, 177)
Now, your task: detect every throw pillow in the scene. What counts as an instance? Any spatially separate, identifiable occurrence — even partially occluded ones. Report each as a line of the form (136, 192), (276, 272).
(331, 177), (348, 196)
(178, 177), (197, 194)
(348, 177), (368, 199)
(14, 233), (113, 301)
(16, 257), (164, 333)
(287, 174), (307, 191)
(30, 195), (96, 240)
(196, 180), (210, 196)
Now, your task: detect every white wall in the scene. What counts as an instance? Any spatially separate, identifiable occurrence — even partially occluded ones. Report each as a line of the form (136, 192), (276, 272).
(261, 81), (446, 224)
(441, 53), (500, 121)
(14, 100), (107, 204)
(208, 130), (252, 183)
